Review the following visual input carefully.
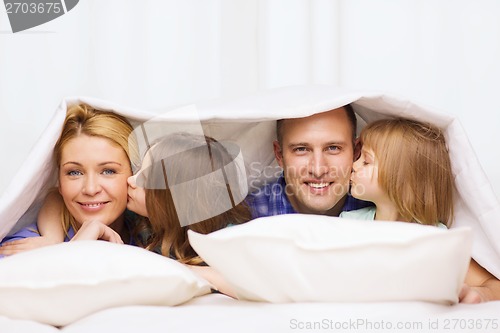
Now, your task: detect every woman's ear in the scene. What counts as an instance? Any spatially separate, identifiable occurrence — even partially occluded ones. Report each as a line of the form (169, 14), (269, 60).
(353, 138), (361, 161)
(273, 140), (284, 168)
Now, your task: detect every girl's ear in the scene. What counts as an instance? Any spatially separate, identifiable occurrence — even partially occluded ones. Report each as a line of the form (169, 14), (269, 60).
(273, 140), (284, 168)
(353, 138), (361, 161)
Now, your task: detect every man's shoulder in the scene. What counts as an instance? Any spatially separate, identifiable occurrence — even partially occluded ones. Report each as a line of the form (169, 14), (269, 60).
(246, 176), (294, 218)
(343, 195), (374, 212)
(248, 177), (283, 198)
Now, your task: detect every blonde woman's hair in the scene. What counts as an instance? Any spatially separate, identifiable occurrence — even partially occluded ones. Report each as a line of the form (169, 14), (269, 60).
(54, 103), (139, 233)
(135, 132), (251, 265)
(360, 118), (454, 226)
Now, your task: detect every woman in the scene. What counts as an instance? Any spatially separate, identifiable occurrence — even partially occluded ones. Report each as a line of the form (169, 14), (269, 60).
(0, 103), (140, 254)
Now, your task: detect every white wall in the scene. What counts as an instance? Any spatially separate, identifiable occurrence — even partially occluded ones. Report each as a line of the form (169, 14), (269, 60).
(339, 0), (500, 196)
(0, 0), (499, 198)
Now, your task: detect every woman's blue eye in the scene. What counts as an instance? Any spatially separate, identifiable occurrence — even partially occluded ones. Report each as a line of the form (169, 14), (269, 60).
(102, 169), (116, 175)
(67, 170), (82, 176)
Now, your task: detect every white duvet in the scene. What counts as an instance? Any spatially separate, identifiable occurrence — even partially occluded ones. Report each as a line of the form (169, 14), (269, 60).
(0, 84), (499, 279)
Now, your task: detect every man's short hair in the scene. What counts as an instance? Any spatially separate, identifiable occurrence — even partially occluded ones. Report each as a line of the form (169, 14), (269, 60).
(276, 104), (357, 147)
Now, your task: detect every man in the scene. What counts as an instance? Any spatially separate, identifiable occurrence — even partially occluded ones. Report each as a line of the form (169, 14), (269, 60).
(248, 105), (371, 218)
(247, 104), (500, 303)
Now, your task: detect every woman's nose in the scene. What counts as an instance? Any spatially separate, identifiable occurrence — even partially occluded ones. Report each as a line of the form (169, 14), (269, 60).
(82, 174), (101, 195)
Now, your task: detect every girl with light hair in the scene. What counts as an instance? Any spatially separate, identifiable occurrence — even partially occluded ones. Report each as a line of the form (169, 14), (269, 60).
(341, 117), (453, 227)
(340, 118), (500, 303)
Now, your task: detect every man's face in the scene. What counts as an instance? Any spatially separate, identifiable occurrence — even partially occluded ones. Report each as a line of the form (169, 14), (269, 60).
(274, 108), (355, 216)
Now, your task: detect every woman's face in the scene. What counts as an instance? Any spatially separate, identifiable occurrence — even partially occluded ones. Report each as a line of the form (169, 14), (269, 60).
(58, 134), (132, 226)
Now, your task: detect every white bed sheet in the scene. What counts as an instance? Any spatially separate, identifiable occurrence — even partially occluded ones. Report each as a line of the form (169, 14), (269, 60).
(4, 294), (499, 333)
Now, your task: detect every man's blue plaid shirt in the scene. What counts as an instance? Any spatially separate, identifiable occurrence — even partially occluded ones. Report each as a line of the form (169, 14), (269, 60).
(246, 174), (372, 218)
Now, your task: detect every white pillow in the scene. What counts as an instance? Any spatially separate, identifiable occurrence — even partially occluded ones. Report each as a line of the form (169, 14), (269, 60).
(0, 241), (211, 326)
(188, 214), (471, 304)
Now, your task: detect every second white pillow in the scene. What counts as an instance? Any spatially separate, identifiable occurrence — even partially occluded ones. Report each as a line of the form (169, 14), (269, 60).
(189, 214), (471, 304)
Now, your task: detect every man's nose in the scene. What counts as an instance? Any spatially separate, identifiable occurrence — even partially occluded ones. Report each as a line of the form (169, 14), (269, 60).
(309, 152), (328, 178)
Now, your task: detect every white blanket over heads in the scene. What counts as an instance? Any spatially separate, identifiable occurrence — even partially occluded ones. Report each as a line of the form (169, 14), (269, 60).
(0, 85), (499, 278)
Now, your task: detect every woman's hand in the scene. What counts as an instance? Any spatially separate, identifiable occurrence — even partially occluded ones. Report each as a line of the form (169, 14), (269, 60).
(0, 236), (60, 256)
(71, 220), (124, 244)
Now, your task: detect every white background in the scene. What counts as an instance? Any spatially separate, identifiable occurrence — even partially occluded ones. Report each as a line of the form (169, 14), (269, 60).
(0, 0), (499, 198)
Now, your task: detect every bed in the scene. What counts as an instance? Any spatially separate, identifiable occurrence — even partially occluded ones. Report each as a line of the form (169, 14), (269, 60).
(2, 293), (500, 333)
(0, 85), (499, 332)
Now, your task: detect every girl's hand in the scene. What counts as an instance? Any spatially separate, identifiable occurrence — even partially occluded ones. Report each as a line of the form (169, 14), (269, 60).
(459, 283), (486, 303)
(0, 236), (60, 256)
(463, 258), (500, 303)
(71, 220), (124, 244)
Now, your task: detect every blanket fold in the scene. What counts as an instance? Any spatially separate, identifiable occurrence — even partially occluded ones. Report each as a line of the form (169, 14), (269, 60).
(1, 85), (498, 278)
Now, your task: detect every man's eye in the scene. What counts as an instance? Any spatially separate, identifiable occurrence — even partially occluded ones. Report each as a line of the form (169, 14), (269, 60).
(326, 146), (341, 152)
(293, 147), (308, 152)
